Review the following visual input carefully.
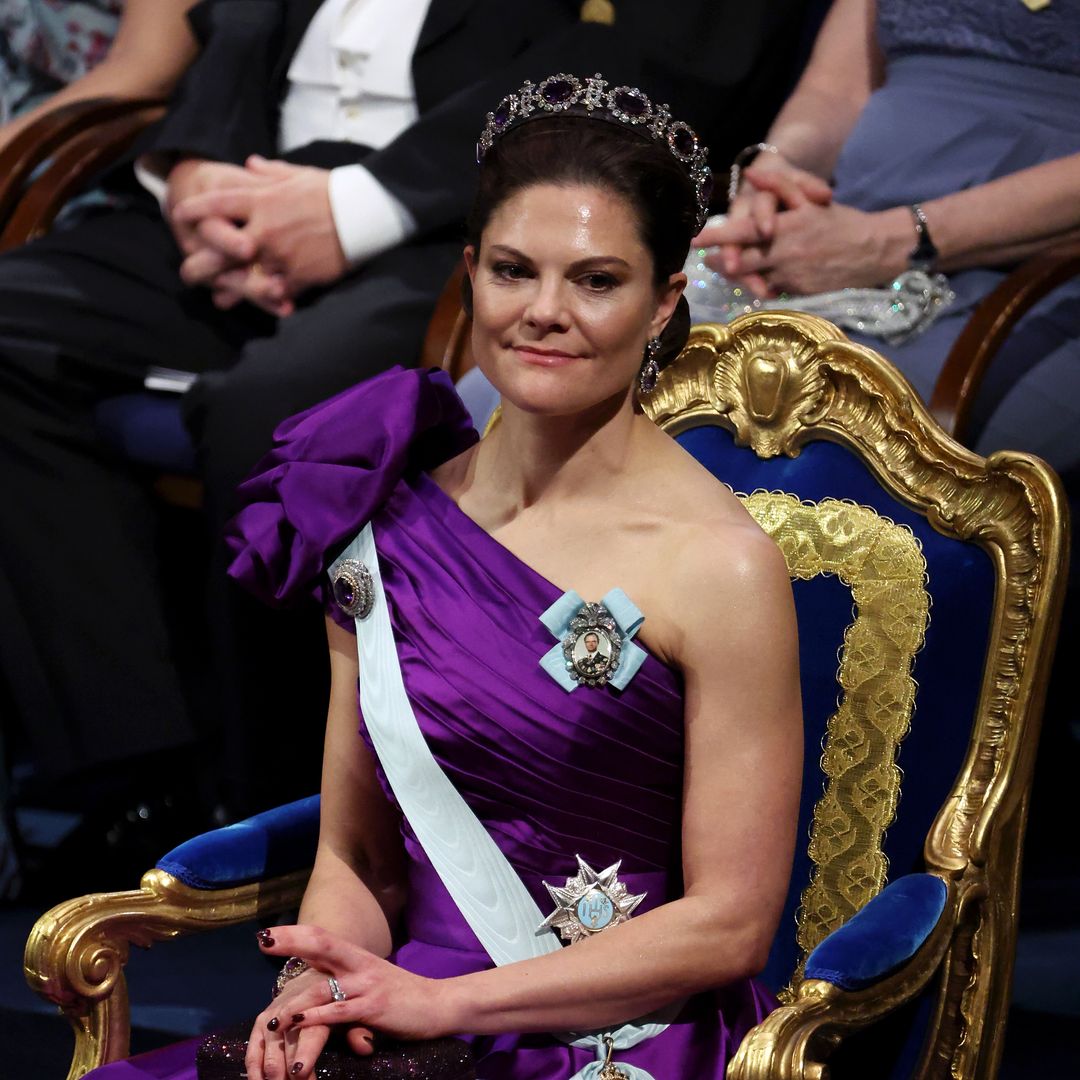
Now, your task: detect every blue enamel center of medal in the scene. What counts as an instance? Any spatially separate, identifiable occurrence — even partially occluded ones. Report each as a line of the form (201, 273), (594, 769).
(576, 889), (615, 930)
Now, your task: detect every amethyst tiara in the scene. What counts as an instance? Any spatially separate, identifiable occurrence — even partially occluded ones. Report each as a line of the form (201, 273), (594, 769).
(476, 72), (713, 231)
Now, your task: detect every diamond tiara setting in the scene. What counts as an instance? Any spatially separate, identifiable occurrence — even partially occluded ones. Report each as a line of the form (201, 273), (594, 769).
(476, 72), (712, 231)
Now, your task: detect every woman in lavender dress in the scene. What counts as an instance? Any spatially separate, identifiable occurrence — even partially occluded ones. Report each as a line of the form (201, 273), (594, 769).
(695, 0), (1080, 482)
(87, 81), (802, 1080)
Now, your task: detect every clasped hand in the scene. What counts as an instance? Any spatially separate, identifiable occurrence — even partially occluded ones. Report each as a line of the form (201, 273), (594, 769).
(695, 154), (905, 298)
(166, 155), (347, 317)
(248, 924), (460, 1080)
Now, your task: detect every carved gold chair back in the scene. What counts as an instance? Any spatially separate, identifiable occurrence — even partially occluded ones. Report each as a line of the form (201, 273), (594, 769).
(641, 313), (1068, 1079)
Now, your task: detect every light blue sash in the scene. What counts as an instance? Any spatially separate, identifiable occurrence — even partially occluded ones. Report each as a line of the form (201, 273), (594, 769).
(329, 525), (670, 1078)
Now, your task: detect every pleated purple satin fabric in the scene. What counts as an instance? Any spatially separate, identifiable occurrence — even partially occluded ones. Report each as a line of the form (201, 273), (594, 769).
(86, 368), (774, 1079)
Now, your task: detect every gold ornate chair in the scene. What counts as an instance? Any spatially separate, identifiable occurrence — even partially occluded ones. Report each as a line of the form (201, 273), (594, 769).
(644, 317), (1066, 1078)
(25, 312), (1067, 1079)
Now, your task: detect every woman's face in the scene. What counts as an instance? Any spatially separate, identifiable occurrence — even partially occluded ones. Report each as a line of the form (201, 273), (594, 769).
(465, 182), (685, 417)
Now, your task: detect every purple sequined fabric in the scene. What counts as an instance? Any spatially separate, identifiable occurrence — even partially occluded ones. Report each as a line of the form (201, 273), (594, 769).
(195, 1025), (474, 1080)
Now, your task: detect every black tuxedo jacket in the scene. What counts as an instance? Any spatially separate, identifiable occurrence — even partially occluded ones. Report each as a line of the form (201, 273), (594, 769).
(144, 0), (608, 236)
(144, 0), (810, 239)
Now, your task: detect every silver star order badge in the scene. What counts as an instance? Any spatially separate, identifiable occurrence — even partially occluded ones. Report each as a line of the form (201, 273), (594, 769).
(539, 856), (646, 944)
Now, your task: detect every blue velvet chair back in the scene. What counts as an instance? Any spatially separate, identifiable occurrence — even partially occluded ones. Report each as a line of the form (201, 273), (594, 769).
(642, 315), (1068, 1079)
(676, 431), (993, 994)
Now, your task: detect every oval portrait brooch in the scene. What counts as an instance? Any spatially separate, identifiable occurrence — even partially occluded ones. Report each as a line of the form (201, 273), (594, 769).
(539, 588), (647, 693)
(562, 602), (623, 688)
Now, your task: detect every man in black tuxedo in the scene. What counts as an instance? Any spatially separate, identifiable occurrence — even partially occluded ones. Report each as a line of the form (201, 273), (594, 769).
(0, 0), (810, 839)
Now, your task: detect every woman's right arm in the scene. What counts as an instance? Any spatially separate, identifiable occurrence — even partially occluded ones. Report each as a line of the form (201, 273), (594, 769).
(298, 616), (408, 951)
(0, 0), (200, 152)
(756, 0), (882, 181)
(247, 616), (408, 1080)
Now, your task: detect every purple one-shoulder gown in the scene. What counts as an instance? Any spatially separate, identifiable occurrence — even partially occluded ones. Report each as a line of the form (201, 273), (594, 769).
(86, 368), (774, 1079)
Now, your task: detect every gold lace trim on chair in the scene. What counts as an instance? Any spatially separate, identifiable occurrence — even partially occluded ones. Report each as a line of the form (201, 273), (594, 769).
(739, 491), (930, 995)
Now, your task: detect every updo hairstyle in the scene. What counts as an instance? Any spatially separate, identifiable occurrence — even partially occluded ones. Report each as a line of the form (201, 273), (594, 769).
(464, 114), (698, 370)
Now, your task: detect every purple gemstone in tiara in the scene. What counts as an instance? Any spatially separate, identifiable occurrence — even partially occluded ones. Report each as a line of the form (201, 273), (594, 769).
(476, 72), (713, 230)
(538, 73), (581, 111)
(668, 122), (697, 160)
(493, 98), (513, 129)
(543, 78), (573, 104)
(611, 88), (650, 122)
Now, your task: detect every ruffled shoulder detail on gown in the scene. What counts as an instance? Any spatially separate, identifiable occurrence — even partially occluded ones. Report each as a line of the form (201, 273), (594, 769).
(225, 367), (478, 607)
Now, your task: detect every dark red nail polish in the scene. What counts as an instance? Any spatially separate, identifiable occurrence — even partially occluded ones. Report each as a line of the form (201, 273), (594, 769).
(292, 1064), (304, 1075)
(292, 1013), (305, 1023)
(256, 930), (275, 948)
(267, 1017), (279, 1031)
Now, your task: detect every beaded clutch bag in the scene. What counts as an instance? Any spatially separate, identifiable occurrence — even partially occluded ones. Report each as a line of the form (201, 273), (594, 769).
(195, 1024), (475, 1080)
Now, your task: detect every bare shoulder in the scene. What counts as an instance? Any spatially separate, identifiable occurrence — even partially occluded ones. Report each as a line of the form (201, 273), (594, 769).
(641, 428), (784, 579)
(665, 502), (790, 617)
(636, 430), (793, 655)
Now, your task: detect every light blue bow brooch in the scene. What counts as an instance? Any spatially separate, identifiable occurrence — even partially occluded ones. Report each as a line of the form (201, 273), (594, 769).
(539, 588), (647, 692)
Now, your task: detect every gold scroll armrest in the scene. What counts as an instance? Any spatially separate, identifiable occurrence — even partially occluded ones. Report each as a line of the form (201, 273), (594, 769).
(728, 878), (969, 1080)
(24, 866), (309, 1080)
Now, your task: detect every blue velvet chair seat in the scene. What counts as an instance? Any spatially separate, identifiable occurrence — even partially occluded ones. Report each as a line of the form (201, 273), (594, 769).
(804, 874), (949, 991)
(95, 393), (197, 473)
(157, 795), (320, 889)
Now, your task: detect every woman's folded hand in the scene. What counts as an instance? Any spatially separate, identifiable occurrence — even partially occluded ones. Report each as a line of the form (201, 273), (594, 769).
(245, 960), (376, 1080)
(696, 153), (832, 296)
(257, 925), (464, 1066)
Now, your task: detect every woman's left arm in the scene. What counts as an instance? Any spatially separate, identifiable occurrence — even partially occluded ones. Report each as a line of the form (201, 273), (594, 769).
(908, 152), (1080, 271)
(0, 0), (200, 153)
(261, 526), (803, 1039)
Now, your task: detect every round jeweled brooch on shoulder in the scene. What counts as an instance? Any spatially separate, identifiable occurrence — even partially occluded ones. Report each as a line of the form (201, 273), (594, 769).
(331, 559), (374, 619)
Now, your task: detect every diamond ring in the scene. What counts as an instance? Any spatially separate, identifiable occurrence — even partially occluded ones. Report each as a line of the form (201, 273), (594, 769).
(327, 976), (347, 1003)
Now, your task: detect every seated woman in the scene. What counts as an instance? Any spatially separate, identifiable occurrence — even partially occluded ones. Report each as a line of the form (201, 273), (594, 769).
(0, 0), (198, 150)
(87, 75), (802, 1080)
(694, 0), (1080, 477)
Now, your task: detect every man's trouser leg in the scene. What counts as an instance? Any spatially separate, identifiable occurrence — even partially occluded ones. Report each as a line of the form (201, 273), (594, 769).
(0, 207), (265, 781)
